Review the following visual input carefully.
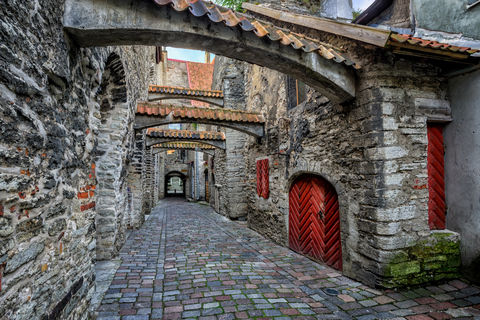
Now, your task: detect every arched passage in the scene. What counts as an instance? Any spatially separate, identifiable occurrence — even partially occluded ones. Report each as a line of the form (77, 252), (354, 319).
(165, 171), (186, 197)
(63, 0), (357, 103)
(95, 52), (131, 260)
(289, 174), (342, 270)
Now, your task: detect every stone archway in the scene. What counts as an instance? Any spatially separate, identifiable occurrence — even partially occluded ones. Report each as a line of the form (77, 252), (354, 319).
(95, 52), (131, 260)
(165, 171), (186, 197)
(63, 0), (357, 104)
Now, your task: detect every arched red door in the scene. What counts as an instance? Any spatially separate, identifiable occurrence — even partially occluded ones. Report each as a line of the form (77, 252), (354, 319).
(289, 175), (342, 270)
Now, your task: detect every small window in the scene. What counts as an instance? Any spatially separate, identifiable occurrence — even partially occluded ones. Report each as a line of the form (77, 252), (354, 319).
(286, 76), (307, 111)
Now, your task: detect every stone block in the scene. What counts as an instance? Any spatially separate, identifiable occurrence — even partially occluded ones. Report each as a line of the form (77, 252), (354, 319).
(5, 240), (45, 273)
(0, 216), (14, 237)
(48, 218), (67, 236)
(16, 217), (43, 233)
(385, 261), (421, 277)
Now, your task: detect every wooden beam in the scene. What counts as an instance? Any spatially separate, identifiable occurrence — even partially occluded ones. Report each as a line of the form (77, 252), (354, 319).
(242, 3), (392, 47)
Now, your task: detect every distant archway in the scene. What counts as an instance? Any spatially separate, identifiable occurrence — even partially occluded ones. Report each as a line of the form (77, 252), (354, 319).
(165, 171), (186, 197)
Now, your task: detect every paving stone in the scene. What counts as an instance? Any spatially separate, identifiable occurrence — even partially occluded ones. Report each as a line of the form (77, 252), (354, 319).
(94, 200), (480, 320)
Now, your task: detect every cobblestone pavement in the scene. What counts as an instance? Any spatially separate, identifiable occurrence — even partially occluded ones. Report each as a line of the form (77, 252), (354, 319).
(96, 198), (480, 320)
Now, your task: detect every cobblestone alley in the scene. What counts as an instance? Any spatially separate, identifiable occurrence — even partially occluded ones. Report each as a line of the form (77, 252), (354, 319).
(94, 199), (480, 320)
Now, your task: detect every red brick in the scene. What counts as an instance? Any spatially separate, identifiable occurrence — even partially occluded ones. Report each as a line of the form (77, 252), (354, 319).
(77, 192), (89, 199)
(430, 302), (456, 310)
(281, 309), (300, 315)
(163, 313), (181, 320)
(415, 297), (438, 304)
(119, 309), (136, 315)
(235, 312), (249, 318)
(448, 280), (469, 289)
(215, 295), (231, 301)
(165, 306), (183, 313)
(429, 311), (453, 320)
(406, 315), (434, 320)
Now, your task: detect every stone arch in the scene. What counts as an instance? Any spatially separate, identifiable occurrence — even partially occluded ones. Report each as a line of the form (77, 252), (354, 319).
(64, 0), (356, 104)
(165, 171), (186, 197)
(286, 171), (348, 270)
(95, 52), (131, 260)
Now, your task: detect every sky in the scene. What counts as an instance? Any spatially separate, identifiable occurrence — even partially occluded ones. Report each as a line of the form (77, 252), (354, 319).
(353, 0), (375, 10)
(166, 0), (375, 61)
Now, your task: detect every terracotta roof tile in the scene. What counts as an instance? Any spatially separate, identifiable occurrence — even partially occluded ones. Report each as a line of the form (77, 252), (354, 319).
(146, 128), (225, 140)
(152, 0), (360, 69)
(153, 142), (216, 150)
(137, 102), (265, 123)
(149, 85), (223, 98)
(389, 34), (479, 56)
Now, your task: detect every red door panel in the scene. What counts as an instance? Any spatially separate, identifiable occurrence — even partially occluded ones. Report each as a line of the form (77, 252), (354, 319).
(289, 175), (342, 270)
(427, 123), (446, 230)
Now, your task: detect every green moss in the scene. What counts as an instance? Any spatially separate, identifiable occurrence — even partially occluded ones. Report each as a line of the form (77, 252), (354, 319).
(382, 233), (460, 288)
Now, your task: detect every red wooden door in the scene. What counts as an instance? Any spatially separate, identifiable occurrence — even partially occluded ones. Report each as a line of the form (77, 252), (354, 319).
(427, 123), (446, 230)
(289, 176), (342, 270)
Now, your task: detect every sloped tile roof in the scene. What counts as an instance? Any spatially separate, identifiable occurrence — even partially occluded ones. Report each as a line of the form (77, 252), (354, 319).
(149, 85), (223, 98)
(137, 102), (265, 123)
(152, 0), (360, 69)
(187, 61), (215, 107)
(147, 128), (225, 140)
(389, 34), (479, 56)
(153, 142), (216, 150)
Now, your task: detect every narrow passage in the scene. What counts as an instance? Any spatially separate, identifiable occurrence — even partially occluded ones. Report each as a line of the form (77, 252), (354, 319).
(96, 199), (480, 320)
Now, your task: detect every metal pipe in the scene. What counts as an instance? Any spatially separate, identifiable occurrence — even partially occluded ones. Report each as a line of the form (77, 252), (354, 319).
(196, 150), (200, 200)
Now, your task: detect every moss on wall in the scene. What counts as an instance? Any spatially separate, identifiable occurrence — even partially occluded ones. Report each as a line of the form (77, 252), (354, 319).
(383, 232), (460, 288)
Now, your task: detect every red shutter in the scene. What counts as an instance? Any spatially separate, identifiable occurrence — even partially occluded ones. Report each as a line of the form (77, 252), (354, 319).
(256, 159), (269, 199)
(427, 123), (446, 230)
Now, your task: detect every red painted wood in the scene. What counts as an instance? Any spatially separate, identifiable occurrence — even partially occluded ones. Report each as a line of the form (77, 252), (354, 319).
(289, 175), (342, 270)
(427, 123), (446, 230)
(256, 159), (269, 199)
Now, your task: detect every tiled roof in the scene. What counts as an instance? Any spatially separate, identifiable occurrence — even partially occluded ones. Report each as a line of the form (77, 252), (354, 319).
(389, 34), (479, 57)
(147, 128), (225, 140)
(149, 85), (223, 98)
(153, 142), (216, 150)
(187, 61), (215, 107)
(137, 102), (265, 123)
(152, 0), (360, 69)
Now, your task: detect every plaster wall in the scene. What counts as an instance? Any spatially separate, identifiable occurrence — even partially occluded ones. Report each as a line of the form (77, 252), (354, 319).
(445, 69), (480, 283)
(412, 0), (480, 46)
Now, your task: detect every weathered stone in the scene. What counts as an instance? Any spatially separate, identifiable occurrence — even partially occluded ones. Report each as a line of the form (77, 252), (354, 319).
(0, 216), (14, 237)
(0, 238), (14, 256)
(16, 217), (43, 233)
(48, 218), (67, 236)
(5, 240), (45, 273)
(45, 203), (67, 220)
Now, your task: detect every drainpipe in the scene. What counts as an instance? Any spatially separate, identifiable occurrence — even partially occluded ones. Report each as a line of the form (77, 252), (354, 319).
(196, 150), (200, 200)
(352, 0), (393, 25)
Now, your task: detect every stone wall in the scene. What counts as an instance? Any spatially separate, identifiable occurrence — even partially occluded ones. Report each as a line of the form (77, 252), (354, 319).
(0, 1), (150, 319)
(212, 48), (461, 287)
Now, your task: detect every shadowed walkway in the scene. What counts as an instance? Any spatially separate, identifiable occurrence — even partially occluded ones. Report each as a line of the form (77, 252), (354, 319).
(95, 198), (480, 320)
